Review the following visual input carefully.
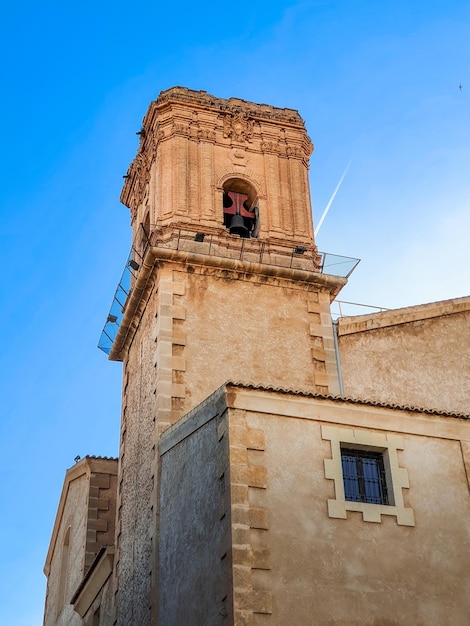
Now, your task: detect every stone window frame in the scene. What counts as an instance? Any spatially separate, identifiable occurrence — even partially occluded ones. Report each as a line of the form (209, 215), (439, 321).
(322, 425), (415, 526)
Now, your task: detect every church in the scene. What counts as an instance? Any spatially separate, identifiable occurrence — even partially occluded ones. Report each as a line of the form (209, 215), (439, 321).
(43, 87), (470, 625)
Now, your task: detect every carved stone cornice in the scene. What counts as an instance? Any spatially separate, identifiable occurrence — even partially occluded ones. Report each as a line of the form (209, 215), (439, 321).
(154, 86), (306, 127)
(195, 126), (216, 141)
(261, 138), (313, 163)
(171, 122), (190, 137)
(167, 121), (216, 142)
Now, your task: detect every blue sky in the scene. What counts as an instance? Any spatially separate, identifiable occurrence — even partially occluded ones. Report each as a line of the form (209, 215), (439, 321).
(1, 1), (469, 623)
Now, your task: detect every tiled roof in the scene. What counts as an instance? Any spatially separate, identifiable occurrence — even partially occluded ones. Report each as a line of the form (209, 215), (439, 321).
(224, 381), (470, 419)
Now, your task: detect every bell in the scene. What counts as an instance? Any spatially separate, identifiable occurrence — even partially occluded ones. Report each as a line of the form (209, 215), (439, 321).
(229, 214), (250, 237)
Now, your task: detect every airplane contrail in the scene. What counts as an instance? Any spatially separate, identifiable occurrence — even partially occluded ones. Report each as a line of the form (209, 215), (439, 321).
(314, 159), (352, 237)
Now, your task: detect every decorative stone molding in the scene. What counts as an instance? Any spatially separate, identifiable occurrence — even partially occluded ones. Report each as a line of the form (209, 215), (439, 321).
(261, 137), (313, 164)
(286, 145), (303, 158)
(121, 125), (162, 217)
(156, 121), (217, 144)
(226, 409), (272, 623)
(132, 152), (151, 211)
(216, 167), (266, 199)
(171, 122), (190, 137)
(322, 425), (415, 526)
(223, 112), (255, 143)
(196, 126), (216, 141)
(155, 86), (304, 126)
(260, 140), (281, 154)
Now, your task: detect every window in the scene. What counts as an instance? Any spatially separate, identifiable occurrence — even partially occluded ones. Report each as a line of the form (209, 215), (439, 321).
(322, 425), (415, 526)
(341, 447), (388, 505)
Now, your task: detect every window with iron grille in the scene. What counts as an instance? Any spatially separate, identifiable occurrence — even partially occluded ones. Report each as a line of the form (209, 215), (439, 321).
(341, 447), (389, 505)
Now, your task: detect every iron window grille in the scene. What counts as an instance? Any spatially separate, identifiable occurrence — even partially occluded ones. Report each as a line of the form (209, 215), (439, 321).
(341, 447), (389, 505)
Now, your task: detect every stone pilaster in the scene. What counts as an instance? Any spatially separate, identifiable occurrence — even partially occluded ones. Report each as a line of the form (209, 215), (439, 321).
(149, 269), (187, 623)
(227, 409), (272, 625)
(153, 270), (187, 435)
(308, 292), (340, 394)
(85, 471), (117, 571)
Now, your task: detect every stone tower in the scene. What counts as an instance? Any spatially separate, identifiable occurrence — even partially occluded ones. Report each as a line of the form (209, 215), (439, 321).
(109, 87), (348, 624)
(44, 87), (470, 626)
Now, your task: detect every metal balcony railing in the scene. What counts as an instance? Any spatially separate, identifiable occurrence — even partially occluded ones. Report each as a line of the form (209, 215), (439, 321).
(98, 226), (360, 355)
(330, 300), (390, 320)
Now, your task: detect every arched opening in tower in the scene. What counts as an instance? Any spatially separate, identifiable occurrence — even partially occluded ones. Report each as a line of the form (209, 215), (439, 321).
(222, 178), (258, 238)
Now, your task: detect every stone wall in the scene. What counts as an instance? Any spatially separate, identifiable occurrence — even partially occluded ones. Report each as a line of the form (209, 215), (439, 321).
(159, 384), (470, 625)
(176, 264), (340, 410)
(44, 457), (117, 626)
(158, 395), (231, 625)
(115, 255), (343, 624)
(338, 297), (470, 413)
(115, 291), (158, 626)
(44, 474), (88, 626)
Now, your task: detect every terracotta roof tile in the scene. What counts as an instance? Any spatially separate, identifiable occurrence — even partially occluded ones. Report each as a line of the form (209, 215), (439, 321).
(224, 381), (469, 419)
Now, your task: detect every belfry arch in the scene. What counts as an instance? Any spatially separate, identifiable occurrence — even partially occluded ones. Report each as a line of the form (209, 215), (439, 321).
(221, 176), (259, 238)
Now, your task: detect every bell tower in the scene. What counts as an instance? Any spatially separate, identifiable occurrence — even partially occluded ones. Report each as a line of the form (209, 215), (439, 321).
(121, 86), (316, 248)
(105, 87), (352, 625)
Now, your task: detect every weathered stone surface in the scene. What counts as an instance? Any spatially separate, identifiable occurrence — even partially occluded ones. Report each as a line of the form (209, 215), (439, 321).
(43, 457), (118, 626)
(158, 416), (230, 625)
(43, 87), (470, 626)
(121, 87), (314, 247)
(338, 296), (470, 414)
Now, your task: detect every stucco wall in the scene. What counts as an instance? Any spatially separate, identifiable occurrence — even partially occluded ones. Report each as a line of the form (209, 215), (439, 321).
(179, 268), (332, 409)
(237, 391), (470, 625)
(158, 409), (231, 625)
(153, 386), (470, 624)
(338, 298), (470, 414)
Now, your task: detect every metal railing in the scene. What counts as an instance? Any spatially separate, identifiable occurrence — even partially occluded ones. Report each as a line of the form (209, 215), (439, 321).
(98, 226), (360, 355)
(331, 300), (390, 320)
(98, 251), (136, 355)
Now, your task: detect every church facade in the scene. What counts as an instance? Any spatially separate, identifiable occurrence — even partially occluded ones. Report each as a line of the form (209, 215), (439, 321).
(44, 87), (470, 626)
